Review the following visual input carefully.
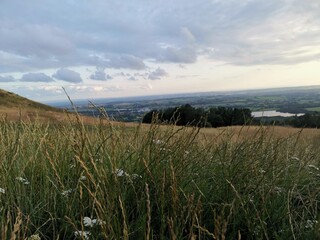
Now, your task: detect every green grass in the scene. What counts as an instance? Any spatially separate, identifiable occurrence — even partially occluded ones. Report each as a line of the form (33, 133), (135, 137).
(306, 107), (320, 112)
(1, 115), (320, 239)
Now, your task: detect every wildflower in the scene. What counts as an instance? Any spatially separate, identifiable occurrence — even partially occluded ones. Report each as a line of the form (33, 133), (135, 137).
(74, 230), (91, 239)
(0, 188), (5, 194)
(131, 174), (142, 179)
(28, 234), (41, 240)
(114, 168), (125, 177)
(305, 220), (318, 229)
(69, 164), (76, 169)
(273, 186), (283, 195)
(258, 169), (266, 174)
(92, 218), (106, 226)
(83, 217), (106, 227)
(61, 189), (73, 197)
(16, 177), (30, 185)
(153, 139), (163, 145)
(80, 175), (87, 181)
(83, 217), (94, 227)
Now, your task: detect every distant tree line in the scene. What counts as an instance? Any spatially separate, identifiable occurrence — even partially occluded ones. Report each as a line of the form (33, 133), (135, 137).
(287, 113), (320, 128)
(252, 113), (320, 128)
(142, 104), (252, 127)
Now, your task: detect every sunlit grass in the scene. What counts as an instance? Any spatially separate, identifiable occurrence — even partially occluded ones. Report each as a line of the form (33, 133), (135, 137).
(0, 115), (320, 239)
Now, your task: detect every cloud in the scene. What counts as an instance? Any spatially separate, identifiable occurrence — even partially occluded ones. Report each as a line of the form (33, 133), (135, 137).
(0, 0), (320, 74)
(107, 55), (146, 70)
(128, 76), (137, 81)
(52, 68), (83, 83)
(160, 46), (197, 63)
(140, 83), (153, 90)
(90, 67), (112, 81)
(38, 85), (63, 94)
(0, 75), (16, 82)
(181, 27), (196, 43)
(20, 72), (54, 82)
(0, 22), (74, 58)
(148, 67), (168, 80)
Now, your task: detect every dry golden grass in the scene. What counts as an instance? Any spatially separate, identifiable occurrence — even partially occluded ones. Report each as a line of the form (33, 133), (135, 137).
(1, 105), (319, 146)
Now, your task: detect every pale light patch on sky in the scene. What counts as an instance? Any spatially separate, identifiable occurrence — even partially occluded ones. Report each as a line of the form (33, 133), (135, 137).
(0, 0), (320, 102)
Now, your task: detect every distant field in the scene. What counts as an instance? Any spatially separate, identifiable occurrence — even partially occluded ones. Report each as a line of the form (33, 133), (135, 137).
(63, 85), (320, 122)
(306, 107), (320, 112)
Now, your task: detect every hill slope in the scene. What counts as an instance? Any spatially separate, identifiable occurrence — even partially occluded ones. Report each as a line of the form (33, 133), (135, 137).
(0, 89), (68, 122)
(0, 89), (59, 111)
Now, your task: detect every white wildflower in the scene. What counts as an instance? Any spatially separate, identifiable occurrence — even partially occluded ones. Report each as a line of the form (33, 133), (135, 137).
(61, 189), (73, 197)
(16, 177), (30, 185)
(80, 175), (87, 181)
(69, 164), (76, 169)
(184, 151), (190, 155)
(131, 174), (142, 180)
(153, 139), (163, 144)
(83, 217), (106, 227)
(92, 218), (106, 226)
(259, 169), (266, 174)
(114, 168), (125, 177)
(273, 186), (283, 195)
(305, 219), (318, 229)
(0, 188), (5, 194)
(28, 234), (41, 240)
(74, 230), (91, 239)
(83, 217), (94, 227)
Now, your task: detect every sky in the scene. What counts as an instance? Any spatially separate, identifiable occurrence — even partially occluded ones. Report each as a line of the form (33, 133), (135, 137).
(0, 0), (320, 102)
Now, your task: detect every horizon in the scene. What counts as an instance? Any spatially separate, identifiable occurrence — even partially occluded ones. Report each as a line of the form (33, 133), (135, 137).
(44, 84), (320, 105)
(1, 1), (320, 102)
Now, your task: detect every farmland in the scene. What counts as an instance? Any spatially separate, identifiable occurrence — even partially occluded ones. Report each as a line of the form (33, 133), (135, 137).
(54, 85), (320, 123)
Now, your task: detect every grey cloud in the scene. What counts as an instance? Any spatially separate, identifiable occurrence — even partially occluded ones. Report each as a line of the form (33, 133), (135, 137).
(148, 67), (168, 80)
(52, 68), (83, 83)
(0, 0), (320, 73)
(0, 22), (74, 58)
(20, 72), (54, 82)
(181, 27), (196, 43)
(107, 55), (146, 70)
(90, 67), (112, 81)
(160, 46), (197, 63)
(0, 75), (16, 82)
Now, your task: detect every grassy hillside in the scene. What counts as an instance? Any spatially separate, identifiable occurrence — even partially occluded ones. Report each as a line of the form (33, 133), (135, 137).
(0, 89), (58, 111)
(0, 89), (93, 122)
(0, 115), (320, 239)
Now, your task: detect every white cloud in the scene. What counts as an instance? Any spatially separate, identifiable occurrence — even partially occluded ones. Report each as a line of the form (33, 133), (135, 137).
(52, 68), (83, 83)
(38, 85), (63, 94)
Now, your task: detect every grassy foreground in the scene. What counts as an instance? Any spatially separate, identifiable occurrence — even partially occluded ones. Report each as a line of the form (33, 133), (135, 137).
(0, 115), (320, 239)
